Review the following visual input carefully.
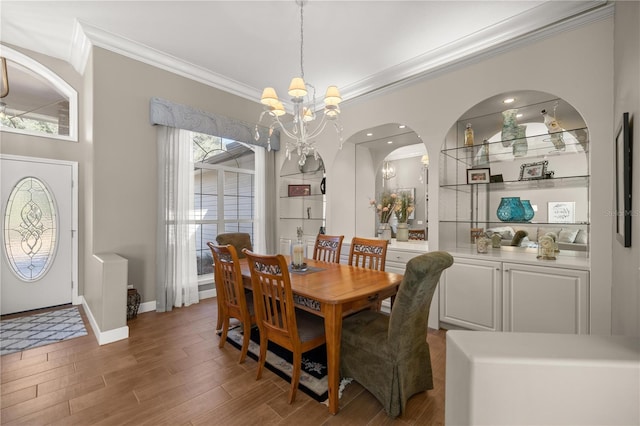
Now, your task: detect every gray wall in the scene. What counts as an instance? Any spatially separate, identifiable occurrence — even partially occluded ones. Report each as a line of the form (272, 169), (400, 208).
(612, 0), (640, 336)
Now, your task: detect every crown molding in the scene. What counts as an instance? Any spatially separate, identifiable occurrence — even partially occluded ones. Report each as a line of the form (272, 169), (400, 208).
(69, 1), (611, 106)
(341, 1), (613, 102)
(73, 20), (262, 104)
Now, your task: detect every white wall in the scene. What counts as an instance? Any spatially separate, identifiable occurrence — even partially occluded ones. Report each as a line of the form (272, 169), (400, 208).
(612, 1), (640, 336)
(309, 17), (615, 334)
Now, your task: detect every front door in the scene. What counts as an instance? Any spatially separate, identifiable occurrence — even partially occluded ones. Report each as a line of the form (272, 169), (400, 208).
(1, 155), (77, 315)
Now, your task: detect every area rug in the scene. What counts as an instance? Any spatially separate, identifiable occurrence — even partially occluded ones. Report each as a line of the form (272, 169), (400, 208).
(0, 307), (88, 356)
(226, 325), (352, 402)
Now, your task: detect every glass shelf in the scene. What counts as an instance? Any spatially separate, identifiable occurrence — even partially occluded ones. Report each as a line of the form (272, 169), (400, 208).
(441, 128), (588, 166)
(440, 220), (590, 226)
(440, 175), (589, 190)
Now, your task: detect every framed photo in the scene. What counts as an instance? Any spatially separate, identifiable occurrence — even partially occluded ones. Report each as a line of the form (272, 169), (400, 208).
(467, 168), (491, 184)
(490, 174), (504, 183)
(548, 202), (575, 223)
(519, 160), (548, 180)
(288, 184), (311, 197)
(615, 112), (632, 247)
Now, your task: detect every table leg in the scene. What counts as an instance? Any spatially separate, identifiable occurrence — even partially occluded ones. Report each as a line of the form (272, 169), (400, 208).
(324, 303), (343, 415)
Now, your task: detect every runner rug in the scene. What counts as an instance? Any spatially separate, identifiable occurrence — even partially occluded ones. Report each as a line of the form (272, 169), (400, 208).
(225, 325), (352, 403)
(0, 307), (88, 356)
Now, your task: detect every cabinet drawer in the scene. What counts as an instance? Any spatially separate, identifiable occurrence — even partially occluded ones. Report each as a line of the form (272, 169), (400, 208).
(386, 249), (420, 265)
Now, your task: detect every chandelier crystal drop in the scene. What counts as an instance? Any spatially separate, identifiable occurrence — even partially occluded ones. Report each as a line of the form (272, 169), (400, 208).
(254, 0), (343, 166)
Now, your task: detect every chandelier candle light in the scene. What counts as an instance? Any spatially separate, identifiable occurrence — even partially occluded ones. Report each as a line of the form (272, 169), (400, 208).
(255, 0), (343, 166)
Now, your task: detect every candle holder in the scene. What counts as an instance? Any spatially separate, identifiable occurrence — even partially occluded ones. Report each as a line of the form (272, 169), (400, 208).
(291, 227), (308, 271)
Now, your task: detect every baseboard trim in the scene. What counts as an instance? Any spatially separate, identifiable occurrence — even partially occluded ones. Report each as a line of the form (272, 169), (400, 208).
(138, 288), (216, 314)
(80, 297), (129, 345)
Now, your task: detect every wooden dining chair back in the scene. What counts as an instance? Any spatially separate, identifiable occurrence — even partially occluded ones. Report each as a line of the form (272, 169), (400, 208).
(408, 228), (426, 240)
(215, 232), (253, 259)
(312, 234), (344, 263)
(242, 249), (326, 404)
(208, 242), (255, 363)
(340, 251), (454, 417)
(348, 237), (389, 271)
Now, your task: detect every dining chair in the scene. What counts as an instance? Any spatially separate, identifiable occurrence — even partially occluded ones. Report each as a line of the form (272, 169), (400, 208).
(208, 243), (255, 363)
(348, 237), (388, 271)
(215, 232), (253, 259)
(312, 234), (344, 263)
(408, 228), (426, 240)
(242, 249), (327, 404)
(340, 251), (454, 418)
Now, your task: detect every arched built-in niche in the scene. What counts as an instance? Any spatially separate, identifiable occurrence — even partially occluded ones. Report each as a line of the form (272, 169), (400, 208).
(349, 123), (428, 238)
(278, 153), (326, 240)
(0, 45), (78, 141)
(439, 90), (589, 253)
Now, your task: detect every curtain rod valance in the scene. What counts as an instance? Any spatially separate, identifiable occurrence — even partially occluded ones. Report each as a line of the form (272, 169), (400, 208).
(149, 97), (279, 151)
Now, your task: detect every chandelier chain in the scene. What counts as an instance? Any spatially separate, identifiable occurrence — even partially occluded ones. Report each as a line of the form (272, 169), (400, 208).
(299, 1), (305, 79)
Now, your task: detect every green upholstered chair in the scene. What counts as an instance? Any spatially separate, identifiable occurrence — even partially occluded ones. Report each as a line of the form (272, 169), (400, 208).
(339, 251), (454, 418)
(215, 233), (253, 259)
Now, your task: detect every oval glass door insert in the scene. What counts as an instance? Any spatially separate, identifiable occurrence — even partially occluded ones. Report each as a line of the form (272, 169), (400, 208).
(4, 177), (58, 281)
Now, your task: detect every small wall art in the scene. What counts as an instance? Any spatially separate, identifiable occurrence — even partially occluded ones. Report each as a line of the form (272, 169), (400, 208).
(548, 201), (575, 223)
(288, 184), (311, 197)
(467, 168), (491, 184)
(519, 160), (548, 180)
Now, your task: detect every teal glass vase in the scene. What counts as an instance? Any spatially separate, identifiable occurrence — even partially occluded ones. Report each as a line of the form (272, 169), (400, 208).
(521, 200), (535, 222)
(496, 197), (525, 222)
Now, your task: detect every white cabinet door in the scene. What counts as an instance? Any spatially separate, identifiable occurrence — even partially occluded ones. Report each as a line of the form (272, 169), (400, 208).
(440, 257), (502, 331)
(503, 263), (589, 334)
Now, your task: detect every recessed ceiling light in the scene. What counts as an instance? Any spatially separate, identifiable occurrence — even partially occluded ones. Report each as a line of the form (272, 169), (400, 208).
(387, 140), (393, 144)
(398, 124), (406, 129)
(516, 113), (523, 118)
(503, 98), (515, 104)
(366, 132), (373, 137)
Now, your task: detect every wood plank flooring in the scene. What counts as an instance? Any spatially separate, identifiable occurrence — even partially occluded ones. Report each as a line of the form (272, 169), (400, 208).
(1, 298), (446, 425)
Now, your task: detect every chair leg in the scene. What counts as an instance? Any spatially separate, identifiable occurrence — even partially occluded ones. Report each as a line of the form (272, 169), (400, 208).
(238, 322), (251, 364)
(218, 317), (229, 348)
(256, 331), (267, 380)
(289, 350), (302, 404)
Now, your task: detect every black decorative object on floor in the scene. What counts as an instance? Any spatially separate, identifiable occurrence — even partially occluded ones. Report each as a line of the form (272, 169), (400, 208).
(225, 325), (329, 401)
(127, 288), (141, 320)
(1, 307), (88, 356)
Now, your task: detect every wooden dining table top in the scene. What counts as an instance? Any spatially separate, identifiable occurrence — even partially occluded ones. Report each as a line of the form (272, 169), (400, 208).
(238, 256), (404, 305)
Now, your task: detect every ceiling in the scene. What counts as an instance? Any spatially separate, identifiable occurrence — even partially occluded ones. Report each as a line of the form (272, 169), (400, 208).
(0, 1), (608, 147)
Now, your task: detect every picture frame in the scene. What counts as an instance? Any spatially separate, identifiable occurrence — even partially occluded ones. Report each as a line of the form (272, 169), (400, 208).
(548, 201), (575, 223)
(519, 160), (548, 180)
(288, 184), (311, 197)
(467, 168), (491, 184)
(490, 174), (504, 183)
(615, 112), (632, 247)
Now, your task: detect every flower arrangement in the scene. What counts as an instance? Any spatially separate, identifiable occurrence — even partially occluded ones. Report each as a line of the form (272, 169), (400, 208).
(370, 190), (396, 223)
(370, 189), (415, 224)
(394, 190), (415, 224)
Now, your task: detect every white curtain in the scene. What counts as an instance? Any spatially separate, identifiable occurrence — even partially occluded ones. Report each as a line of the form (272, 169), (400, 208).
(156, 126), (199, 312)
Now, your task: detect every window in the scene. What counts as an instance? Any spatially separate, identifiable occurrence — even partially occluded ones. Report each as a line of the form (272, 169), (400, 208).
(0, 46), (78, 141)
(192, 132), (255, 277)
(4, 177), (58, 281)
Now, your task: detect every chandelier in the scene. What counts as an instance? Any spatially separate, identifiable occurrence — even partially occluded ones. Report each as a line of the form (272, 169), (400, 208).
(254, 0), (343, 166)
(381, 161), (396, 180)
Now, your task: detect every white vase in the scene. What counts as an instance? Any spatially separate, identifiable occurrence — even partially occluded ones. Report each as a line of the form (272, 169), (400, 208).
(396, 222), (409, 242)
(378, 223), (392, 242)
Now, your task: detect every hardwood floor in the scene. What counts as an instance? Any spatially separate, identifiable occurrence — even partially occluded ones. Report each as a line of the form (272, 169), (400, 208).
(1, 298), (446, 425)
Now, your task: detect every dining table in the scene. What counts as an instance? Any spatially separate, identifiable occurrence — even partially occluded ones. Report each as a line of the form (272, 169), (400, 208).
(238, 256), (403, 415)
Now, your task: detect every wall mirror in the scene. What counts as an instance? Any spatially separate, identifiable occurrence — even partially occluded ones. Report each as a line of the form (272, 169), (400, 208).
(350, 123), (428, 238)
